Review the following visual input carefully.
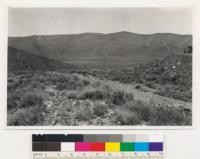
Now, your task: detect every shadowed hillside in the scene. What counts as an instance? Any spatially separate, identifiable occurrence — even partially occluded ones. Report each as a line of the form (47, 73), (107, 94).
(8, 47), (77, 71)
(8, 32), (192, 68)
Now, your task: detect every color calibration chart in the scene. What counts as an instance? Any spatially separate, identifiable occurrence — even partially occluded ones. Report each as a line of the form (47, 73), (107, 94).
(32, 134), (164, 159)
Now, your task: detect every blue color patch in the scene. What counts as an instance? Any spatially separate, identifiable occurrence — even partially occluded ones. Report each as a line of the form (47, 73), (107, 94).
(134, 142), (149, 151)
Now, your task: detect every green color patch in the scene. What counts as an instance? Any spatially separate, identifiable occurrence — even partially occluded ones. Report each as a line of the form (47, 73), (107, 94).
(120, 142), (135, 151)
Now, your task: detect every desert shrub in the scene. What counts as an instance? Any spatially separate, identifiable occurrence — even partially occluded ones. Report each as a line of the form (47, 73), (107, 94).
(7, 79), (21, 90)
(7, 93), (21, 110)
(20, 92), (43, 108)
(75, 101), (93, 121)
(114, 108), (141, 125)
(67, 92), (79, 99)
(82, 80), (90, 86)
(80, 90), (109, 100)
(93, 103), (108, 116)
(7, 107), (44, 126)
(91, 81), (101, 88)
(149, 106), (191, 126)
(51, 75), (67, 84)
(30, 80), (45, 89)
(146, 82), (157, 89)
(56, 111), (72, 125)
(54, 75), (85, 91)
(110, 90), (134, 105)
(8, 78), (14, 83)
(124, 101), (150, 122)
(56, 81), (82, 90)
(135, 85), (141, 89)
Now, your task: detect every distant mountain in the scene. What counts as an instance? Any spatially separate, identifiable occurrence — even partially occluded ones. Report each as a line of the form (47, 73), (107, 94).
(8, 47), (77, 71)
(8, 31), (192, 68)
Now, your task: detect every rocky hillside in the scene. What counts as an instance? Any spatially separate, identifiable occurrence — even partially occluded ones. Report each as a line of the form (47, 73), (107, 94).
(79, 53), (192, 102)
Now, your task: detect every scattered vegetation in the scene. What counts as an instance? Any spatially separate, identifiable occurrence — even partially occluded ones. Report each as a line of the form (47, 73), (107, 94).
(7, 58), (192, 126)
(77, 54), (192, 102)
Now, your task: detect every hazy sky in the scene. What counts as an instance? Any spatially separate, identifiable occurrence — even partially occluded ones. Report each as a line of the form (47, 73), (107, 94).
(8, 8), (192, 37)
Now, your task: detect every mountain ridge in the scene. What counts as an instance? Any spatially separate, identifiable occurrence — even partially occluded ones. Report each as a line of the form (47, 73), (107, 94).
(8, 31), (192, 68)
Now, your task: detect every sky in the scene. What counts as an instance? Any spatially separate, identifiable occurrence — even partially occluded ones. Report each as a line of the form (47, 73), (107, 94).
(8, 7), (192, 37)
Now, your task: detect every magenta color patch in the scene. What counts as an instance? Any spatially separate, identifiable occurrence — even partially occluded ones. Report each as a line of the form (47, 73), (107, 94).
(75, 142), (91, 151)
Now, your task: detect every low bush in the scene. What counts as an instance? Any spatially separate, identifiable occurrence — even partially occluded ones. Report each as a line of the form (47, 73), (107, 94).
(110, 90), (134, 105)
(67, 92), (79, 99)
(93, 103), (108, 116)
(7, 93), (21, 110)
(7, 107), (44, 126)
(30, 81), (45, 89)
(124, 101), (150, 122)
(114, 108), (141, 125)
(7, 79), (21, 90)
(20, 92), (43, 108)
(82, 80), (90, 86)
(124, 100), (191, 125)
(80, 90), (109, 100)
(149, 106), (191, 126)
(75, 101), (93, 121)
(54, 75), (86, 91)
(91, 81), (101, 88)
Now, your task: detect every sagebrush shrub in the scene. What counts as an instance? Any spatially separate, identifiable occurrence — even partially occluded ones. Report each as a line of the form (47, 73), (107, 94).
(80, 90), (108, 100)
(110, 90), (134, 105)
(124, 101), (150, 122)
(75, 101), (93, 121)
(7, 93), (21, 110)
(82, 80), (90, 86)
(114, 108), (141, 125)
(149, 106), (191, 126)
(21, 92), (43, 108)
(93, 103), (108, 116)
(7, 107), (44, 126)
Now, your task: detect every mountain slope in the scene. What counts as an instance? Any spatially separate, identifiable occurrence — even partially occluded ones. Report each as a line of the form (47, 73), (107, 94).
(8, 32), (192, 68)
(8, 47), (77, 71)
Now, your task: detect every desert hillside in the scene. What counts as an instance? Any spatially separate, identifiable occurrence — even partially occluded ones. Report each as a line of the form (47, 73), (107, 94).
(8, 32), (192, 68)
(8, 47), (77, 71)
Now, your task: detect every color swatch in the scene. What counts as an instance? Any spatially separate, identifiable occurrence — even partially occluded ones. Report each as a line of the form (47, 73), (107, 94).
(32, 134), (164, 152)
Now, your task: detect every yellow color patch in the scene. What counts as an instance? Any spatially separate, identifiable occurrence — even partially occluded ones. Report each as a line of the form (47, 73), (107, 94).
(105, 142), (120, 152)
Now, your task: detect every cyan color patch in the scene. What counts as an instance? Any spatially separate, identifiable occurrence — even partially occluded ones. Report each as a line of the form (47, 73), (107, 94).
(134, 142), (149, 151)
